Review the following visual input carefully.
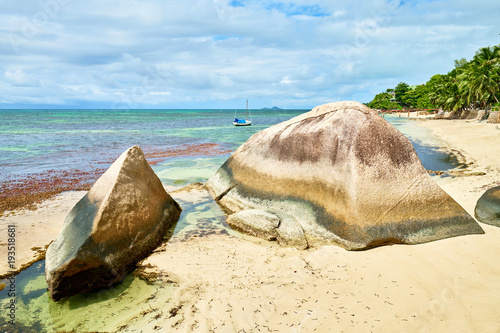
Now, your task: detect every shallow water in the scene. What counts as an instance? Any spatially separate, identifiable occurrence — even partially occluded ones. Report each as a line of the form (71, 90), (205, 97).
(0, 260), (177, 333)
(0, 190), (227, 332)
(388, 117), (460, 171)
(0, 110), (459, 331)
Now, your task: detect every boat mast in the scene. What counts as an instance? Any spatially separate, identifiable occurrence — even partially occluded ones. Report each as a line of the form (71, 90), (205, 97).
(246, 100), (248, 120)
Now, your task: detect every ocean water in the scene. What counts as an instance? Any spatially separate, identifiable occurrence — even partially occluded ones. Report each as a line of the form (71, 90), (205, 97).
(0, 109), (305, 182)
(0, 109), (455, 184)
(387, 117), (460, 171)
(0, 109), (458, 332)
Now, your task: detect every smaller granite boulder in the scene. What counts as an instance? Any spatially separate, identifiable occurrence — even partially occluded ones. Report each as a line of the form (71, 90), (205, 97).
(45, 146), (182, 301)
(487, 111), (500, 124)
(226, 209), (280, 241)
(274, 212), (308, 250)
(475, 186), (500, 227)
(226, 209), (308, 250)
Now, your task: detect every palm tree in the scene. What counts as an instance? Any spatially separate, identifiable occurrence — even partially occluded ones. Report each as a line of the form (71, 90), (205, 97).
(369, 44), (500, 113)
(460, 45), (500, 110)
(443, 69), (467, 111)
(427, 74), (448, 108)
(428, 71), (466, 112)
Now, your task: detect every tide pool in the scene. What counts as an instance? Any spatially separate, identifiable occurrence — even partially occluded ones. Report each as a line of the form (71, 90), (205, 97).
(0, 188), (229, 333)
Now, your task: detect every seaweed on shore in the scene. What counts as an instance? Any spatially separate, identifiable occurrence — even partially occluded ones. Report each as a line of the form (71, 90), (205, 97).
(0, 169), (100, 217)
(0, 143), (232, 216)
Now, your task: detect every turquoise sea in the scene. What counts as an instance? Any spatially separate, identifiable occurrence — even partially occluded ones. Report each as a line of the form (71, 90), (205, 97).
(0, 109), (305, 183)
(0, 109), (455, 184)
(0, 109), (458, 332)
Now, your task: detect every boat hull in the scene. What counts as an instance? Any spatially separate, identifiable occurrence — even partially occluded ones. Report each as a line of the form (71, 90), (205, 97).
(233, 121), (252, 126)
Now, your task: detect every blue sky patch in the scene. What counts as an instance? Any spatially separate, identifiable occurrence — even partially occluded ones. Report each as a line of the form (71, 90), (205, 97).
(265, 3), (329, 17)
(229, 1), (245, 7)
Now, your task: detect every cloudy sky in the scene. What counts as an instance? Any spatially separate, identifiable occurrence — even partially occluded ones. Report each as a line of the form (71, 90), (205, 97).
(0, 0), (499, 109)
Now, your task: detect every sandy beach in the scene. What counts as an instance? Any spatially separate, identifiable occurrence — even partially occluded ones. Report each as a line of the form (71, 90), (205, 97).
(1, 119), (500, 332)
(382, 111), (436, 119)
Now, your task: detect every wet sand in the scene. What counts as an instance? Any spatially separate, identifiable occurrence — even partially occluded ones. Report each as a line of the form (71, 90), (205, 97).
(1, 119), (500, 332)
(0, 191), (86, 279)
(419, 119), (500, 214)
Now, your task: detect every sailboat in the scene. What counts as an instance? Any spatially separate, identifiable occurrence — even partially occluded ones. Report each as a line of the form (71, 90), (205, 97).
(233, 100), (252, 126)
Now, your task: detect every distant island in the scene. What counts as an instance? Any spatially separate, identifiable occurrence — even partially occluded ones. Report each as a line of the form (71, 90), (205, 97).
(261, 106), (282, 110)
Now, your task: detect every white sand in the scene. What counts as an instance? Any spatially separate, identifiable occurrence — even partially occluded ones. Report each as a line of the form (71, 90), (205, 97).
(0, 191), (86, 278)
(382, 111), (436, 119)
(419, 120), (500, 214)
(1, 119), (500, 332)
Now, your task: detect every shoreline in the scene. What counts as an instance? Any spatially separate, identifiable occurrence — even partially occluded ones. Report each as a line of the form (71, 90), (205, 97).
(0, 143), (232, 216)
(381, 110), (436, 119)
(417, 119), (500, 215)
(1, 119), (500, 331)
(136, 118), (500, 332)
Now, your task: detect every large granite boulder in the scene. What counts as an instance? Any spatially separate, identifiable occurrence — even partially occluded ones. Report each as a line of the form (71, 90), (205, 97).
(206, 101), (484, 250)
(475, 186), (500, 227)
(45, 146), (182, 301)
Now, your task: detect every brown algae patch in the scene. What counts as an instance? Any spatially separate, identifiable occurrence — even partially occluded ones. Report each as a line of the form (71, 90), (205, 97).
(0, 143), (232, 215)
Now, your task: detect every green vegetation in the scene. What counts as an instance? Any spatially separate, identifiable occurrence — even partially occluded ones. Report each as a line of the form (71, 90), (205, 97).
(368, 44), (500, 112)
(368, 90), (399, 110)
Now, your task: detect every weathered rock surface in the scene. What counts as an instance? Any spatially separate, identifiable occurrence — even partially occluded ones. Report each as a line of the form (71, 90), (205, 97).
(206, 101), (484, 250)
(226, 209), (308, 250)
(45, 146), (182, 301)
(274, 212), (308, 250)
(475, 186), (500, 227)
(487, 111), (500, 123)
(436, 109), (487, 121)
(226, 209), (280, 241)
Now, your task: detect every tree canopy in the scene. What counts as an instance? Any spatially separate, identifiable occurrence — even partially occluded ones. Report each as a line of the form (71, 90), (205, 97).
(367, 92), (399, 110)
(367, 44), (500, 112)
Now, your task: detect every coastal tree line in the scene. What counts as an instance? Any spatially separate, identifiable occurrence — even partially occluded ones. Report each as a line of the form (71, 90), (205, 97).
(367, 44), (500, 112)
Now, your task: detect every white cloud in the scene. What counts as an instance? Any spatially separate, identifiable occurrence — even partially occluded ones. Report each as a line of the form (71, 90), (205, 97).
(4, 68), (39, 87)
(0, 0), (499, 108)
